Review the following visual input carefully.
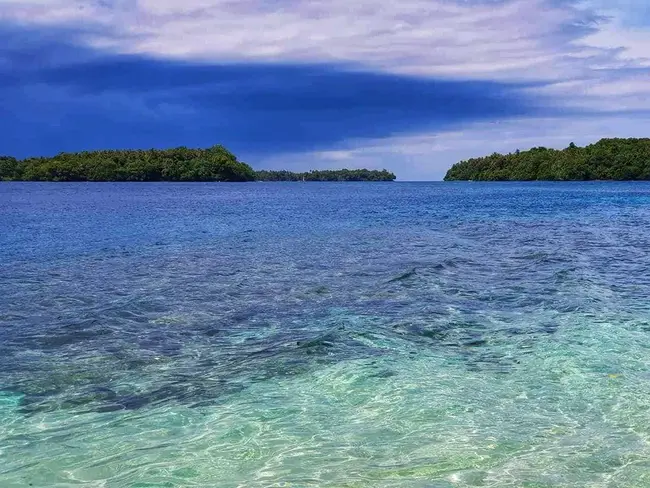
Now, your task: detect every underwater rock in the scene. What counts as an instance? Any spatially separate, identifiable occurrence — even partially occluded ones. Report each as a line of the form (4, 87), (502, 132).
(388, 268), (417, 283)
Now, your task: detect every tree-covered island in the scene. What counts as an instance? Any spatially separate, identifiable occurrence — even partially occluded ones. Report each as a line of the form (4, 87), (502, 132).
(0, 146), (396, 182)
(255, 169), (396, 181)
(444, 138), (650, 181)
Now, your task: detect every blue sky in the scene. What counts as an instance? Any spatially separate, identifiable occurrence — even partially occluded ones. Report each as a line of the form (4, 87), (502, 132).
(1, 0), (650, 179)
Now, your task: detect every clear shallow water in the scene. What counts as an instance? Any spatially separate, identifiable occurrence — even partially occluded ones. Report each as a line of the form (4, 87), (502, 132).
(2, 182), (650, 487)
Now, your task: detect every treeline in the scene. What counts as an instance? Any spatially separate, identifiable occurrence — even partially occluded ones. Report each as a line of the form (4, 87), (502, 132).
(444, 138), (650, 181)
(255, 169), (396, 181)
(0, 147), (397, 182)
(0, 146), (256, 182)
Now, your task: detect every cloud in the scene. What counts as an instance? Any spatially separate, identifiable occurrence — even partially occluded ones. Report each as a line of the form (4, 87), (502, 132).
(0, 0), (640, 79)
(2, 0), (649, 110)
(581, 0), (650, 28)
(0, 22), (544, 159)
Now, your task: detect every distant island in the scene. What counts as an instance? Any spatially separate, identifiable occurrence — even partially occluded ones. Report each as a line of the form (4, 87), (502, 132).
(444, 138), (650, 181)
(0, 146), (396, 182)
(255, 169), (396, 182)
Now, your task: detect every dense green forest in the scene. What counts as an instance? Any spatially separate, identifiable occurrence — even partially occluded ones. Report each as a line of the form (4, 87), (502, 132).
(255, 169), (396, 181)
(0, 147), (395, 182)
(444, 138), (650, 181)
(0, 146), (256, 182)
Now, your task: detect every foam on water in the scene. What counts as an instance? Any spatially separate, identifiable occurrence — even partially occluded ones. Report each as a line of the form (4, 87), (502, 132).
(2, 182), (650, 487)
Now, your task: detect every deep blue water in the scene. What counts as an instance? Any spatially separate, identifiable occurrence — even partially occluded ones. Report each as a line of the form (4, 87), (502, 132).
(2, 182), (650, 487)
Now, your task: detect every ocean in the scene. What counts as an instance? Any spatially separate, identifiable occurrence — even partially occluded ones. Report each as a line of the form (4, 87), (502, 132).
(2, 181), (650, 487)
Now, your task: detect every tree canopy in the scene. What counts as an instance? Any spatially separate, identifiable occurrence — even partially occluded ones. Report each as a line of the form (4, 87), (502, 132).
(444, 138), (650, 181)
(0, 146), (256, 182)
(0, 147), (396, 182)
(255, 169), (396, 182)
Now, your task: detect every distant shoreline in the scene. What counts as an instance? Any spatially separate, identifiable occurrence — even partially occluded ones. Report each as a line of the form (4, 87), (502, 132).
(444, 138), (650, 181)
(0, 146), (396, 182)
(0, 179), (397, 183)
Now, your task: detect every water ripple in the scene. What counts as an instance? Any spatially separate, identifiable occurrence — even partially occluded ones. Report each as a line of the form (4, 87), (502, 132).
(2, 182), (650, 486)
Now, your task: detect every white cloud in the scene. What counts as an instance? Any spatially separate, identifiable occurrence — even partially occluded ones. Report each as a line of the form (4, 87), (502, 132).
(580, 24), (650, 67)
(0, 0), (645, 81)
(526, 70), (650, 111)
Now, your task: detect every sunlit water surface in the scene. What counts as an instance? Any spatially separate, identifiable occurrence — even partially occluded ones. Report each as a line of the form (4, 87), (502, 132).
(2, 182), (650, 487)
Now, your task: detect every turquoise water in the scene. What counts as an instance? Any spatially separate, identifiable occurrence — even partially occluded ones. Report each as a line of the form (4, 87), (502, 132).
(2, 182), (650, 487)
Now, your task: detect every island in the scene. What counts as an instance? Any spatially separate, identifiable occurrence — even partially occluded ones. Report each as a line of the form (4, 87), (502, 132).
(0, 146), (396, 182)
(444, 138), (650, 181)
(255, 169), (396, 182)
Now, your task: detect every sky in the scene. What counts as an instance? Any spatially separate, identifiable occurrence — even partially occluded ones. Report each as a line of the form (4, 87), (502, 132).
(1, 0), (650, 179)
